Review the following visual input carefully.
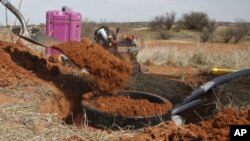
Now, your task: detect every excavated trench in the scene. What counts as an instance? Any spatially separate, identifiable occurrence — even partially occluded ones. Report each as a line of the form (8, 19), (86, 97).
(51, 39), (174, 126)
(0, 40), (174, 128)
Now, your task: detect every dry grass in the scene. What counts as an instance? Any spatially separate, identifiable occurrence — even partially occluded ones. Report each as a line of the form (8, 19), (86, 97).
(0, 92), (138, 141)
(137, 41), (250, 69)
(190, 74), (250, 121)
(0, 103), (137, 141)
(0, 77), (139, 141)
(213, 75), (250, 110)
(0, 27), (45, 56)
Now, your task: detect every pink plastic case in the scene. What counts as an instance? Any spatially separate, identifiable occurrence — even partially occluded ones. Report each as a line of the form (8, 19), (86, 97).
(45, 9), (82, 55)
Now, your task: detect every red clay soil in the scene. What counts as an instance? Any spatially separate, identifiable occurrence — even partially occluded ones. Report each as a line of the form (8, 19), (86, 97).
(0, 40), (77, 85)
(52, 38), (131, 92)
(0, 41), (82, 119)
(82, 94), (172, 116)
(0, 41), (39, 87)
(123, 107), (250, 141)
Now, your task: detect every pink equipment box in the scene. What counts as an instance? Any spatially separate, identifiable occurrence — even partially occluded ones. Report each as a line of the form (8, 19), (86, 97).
(45, 7), (82, 55)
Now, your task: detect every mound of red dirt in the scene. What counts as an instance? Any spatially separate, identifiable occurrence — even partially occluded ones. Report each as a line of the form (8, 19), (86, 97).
(83, 94), (172, 116)
(0, 41), (43, 86)
(123, 107), (250, 141)
(0, 40), (90, 120)
(0, 41), (70, 79)
(52, 38), (131, 92)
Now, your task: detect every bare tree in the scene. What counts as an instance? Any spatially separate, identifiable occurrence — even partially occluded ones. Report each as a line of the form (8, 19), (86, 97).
(150, 15), (165, 30)
(220, 19), (250, 43)
(164, 11), (176, 30)
(232, 19), (250, 43)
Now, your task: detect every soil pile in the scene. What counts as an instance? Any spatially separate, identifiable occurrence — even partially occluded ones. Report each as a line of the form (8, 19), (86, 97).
(83, 95), (172, 116)
(0, 41), (88, 119)
(0, 41), (41, 87)
(0, 41), (69, 80)
(123, 107), (250, 141)
(52, 38), (131, 92)
(200, 108), (250, 141)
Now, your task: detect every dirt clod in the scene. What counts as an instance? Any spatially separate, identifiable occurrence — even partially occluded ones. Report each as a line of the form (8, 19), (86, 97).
(82, 92), (94, 100)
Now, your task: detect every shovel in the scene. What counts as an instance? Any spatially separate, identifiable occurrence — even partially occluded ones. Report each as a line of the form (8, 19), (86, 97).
(0, 0), (60, 47)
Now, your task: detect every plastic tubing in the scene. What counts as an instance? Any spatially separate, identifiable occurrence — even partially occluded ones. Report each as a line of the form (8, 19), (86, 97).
(171, 99), (203, 115)
(183, 69), (250, 104)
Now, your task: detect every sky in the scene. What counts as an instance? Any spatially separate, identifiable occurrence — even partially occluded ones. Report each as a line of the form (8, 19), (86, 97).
(0, 0), (250, 25)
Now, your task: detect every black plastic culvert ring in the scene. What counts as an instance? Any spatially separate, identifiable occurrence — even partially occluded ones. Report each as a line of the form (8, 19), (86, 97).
(81, 90), (172, 130)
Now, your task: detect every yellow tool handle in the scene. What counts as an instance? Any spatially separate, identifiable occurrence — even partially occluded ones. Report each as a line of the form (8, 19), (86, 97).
(211, 68), (238, 75)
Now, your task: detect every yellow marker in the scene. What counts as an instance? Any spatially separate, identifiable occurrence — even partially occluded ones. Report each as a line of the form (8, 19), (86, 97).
(211, 68), (238, 75)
